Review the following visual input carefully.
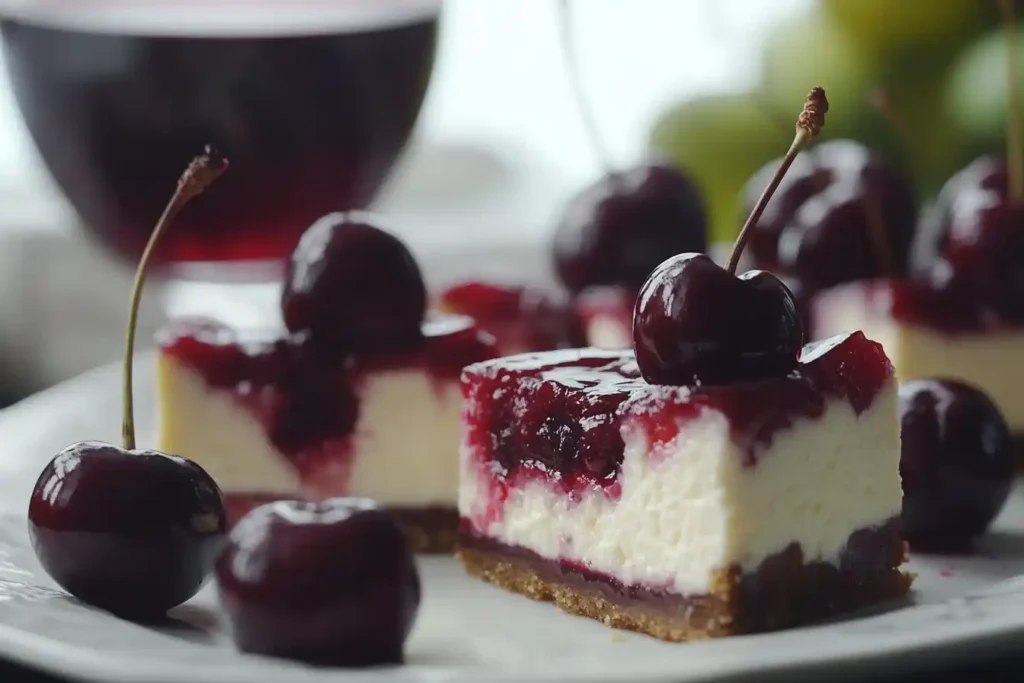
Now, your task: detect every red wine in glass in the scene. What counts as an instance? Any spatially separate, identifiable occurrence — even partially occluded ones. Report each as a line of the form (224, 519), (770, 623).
(0, 0), (440, 279)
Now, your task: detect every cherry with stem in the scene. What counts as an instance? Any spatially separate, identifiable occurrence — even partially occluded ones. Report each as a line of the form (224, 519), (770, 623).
(727, 87), (829, 274)
(122, 147), (228, 449)
(633, 88), (828, 387)
(26, 147), (230, 620)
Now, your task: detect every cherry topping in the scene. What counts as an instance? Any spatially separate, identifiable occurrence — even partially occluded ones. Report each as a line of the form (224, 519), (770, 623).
(438, 281), (584, 354)
(27, 149), (228, 618)
(899, 379), (1014, 550)
(282, 212), (427, 353)
(746, 140), (917, 291)
(215, 498), (420, 666)
(29, 443), (226, 618)
(553, 162), (707, 293)
(632, 254), (801, 385)
(632, 88), (827, 387)
(907, 3), (1024, 324)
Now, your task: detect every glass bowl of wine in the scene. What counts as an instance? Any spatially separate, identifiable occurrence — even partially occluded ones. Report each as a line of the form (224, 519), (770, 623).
(0, 0), (441, 279)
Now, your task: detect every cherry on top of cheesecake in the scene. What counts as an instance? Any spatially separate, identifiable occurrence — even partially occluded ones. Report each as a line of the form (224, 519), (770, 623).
(904, 0), (1024, 327)
(216, 497), (420, 667)
(28, 149), (229, 620)
(910, 155), (1024, 325)
(745, 139), (917, 292)
(463, 330), (892, 507)
(282, 212), (428, 353)
(632, 88), (828, 387)
(899, 379), (1014, 552)
(553, 161), (708, 294)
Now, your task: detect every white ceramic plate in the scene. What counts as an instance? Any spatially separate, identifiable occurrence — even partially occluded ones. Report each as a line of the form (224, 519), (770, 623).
(2, 278), (1024, 682)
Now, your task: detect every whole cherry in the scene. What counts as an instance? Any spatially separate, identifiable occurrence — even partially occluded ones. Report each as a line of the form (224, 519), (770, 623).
(908, 2), (1024, 324)
(282, 212), (427, 353)
(28, 149), (229, 619)
(553, 162), (708, 293)
(745, 139), (917, 291)
(551, 1), (705, 294)
(899, 379), (1014, 550)
(632, 88), (828, 386)
(216, 498), (421, 667)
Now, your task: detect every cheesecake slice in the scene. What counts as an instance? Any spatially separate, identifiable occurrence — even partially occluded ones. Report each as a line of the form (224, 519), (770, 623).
(813, 279), (1024, 451)
(457, 332), (910, 640)
(157, 313), (496, 553)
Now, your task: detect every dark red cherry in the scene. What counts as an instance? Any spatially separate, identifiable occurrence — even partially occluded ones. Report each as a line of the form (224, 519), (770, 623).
(553, 161), (706, 294)
(911, 157), (1024, 323)
(216, 498), (420, 667)
(632, 253), (802, 386)
(282, 212), (427, 353)
(28, 441), (226, 619)
(746, 140), (917, 287)
(899, 379), (1014, 551)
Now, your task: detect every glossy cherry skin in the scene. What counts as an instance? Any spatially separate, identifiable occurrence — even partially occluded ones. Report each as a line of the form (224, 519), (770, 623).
(553, 161), (707, 294)
(216, 498), (420, 667)
(28, 441), (227, 619)
(899, 379), (1014, 551)
(911, 156), (1024, 323)
(282, 212), (427, 353)
(632, 253), (803, 386)
(746, 140), (917, 287)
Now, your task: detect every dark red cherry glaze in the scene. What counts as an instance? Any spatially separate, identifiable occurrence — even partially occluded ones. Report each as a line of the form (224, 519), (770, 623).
(28, 442), (226, 618)
(899, 379), (1013, 551)
(553, 162), (707, 294)
(437, 281), (585, 355)
(216, 498), (420, 666)
(632, 253), (802, 386)
(911, 156), (1024, 325)
(461, 332), (891, 524)
(159, 315), (495, 492)
(746, 140), (917, 291)
(282, 213), (427, 353)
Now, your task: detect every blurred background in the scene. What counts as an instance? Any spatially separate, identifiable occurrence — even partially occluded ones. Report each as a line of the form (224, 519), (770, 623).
(0, 0), (1017, 405)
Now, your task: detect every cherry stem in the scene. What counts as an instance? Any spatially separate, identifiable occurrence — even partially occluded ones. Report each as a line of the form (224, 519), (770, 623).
(121, 148), (228, 450)
(558, 0), (614, 177)
(1000, 0), (1023, 202)
(727, 88), (829, 275)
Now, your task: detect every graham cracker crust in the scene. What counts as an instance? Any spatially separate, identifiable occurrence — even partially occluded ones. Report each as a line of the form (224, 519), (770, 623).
(458, 519), (911, 641)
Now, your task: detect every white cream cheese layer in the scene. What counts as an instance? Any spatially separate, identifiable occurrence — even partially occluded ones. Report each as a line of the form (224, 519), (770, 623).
(157, 356), (462, 506)
(459, 387), (902, 595)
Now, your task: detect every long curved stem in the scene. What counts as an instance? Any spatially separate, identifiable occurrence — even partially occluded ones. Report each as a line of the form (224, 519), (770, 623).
(726, 88), (828, 275)
(122, 149), (228, 450)
(558, 0), (613, 177)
